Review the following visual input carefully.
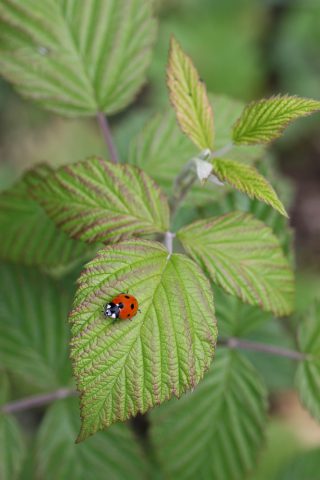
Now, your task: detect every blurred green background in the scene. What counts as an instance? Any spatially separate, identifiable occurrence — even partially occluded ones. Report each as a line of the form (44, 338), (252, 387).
(1, 0), (320, 478)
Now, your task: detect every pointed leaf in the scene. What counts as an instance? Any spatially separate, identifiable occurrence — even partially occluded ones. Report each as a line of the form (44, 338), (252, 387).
(233, 95), (320, 145)
(0, 264), (72, 388)
(0, 169), (90, 269)
(33, 157), (169, 244)
(151, 348), (267, 480)
(178, 212), (294, 316)
(167, 37), (214, 150)
(70, 239), (217, 441)
(212, 158), (287, 217)
(36, 398), (148, 480)
(296, 301), (320, 421)
(0, 0), (156, 116)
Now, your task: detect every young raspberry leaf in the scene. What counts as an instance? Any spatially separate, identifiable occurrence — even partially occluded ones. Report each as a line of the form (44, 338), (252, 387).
(296, 302), (320, 421)
(0, 0), (156, 116)
(167, 37), (214, 150)
(151, 348), (267, 480)
(70, 239), (217, 442)
(233, 95), (320, 145)
(33, 157), (169, 244)
(212, 158), (287, 217)
(178, 212), (294, 316)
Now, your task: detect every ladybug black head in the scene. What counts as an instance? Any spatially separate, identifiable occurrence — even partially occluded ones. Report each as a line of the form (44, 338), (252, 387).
(104, 302), (120, 319)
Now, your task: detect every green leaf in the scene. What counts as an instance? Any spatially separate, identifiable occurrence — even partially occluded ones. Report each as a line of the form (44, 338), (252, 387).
(0, 264), (72, 389)
(279, 448), (320, 480)
(296, 301), (320, 421)
(36, 398), (148, 480)
(70, 239), (217, 441)
(150, 348), (267, 480)
(0, 169), (90, 269)
(212, 158), (287, 217)
(0, 0), (156, 116)
(178, 212), (294, 316)
(233, 95), (320, 145)
(0, 415), (26, 480)
(0, 374), (26, 480)
(167, 36), (214, 150)
(33, 157), (169, 244)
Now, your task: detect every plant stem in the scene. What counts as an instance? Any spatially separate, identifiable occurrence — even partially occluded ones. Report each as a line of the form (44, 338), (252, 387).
(211, 141), (233, 158)
(97, 112), (119, 164)
(164, 231), (175, 255)
(219, 337), (307, 361)
(170, 169), (197, 217)
(1, 388), (77, 414)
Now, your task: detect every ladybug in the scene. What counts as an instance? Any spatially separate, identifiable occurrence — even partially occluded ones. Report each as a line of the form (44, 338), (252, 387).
(104, 293), (139, 321)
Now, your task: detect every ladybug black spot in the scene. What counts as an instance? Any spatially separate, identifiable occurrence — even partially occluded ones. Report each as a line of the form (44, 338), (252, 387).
(127, 313), (130, 317)
(131, 304), (134, 310)
(125, 295), (130, 299)
(118, 302), (124, 309)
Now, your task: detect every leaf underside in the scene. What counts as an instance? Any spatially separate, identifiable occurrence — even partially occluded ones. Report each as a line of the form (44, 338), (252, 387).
(233, 95), (320, 145)
(0, 0), (156, 116)
(212, 157), (287, 217)
(167, 36), (214, 150)
(151, 348), (267, 480)
(178, 211), (294, 316)
(33, 157), (169, 244)
(70, 239), (217, 442)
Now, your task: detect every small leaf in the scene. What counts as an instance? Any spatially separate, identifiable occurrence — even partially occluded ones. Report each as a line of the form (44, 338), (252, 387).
(233, 95), (320, 145)
(212, 158), (287, 217)
(296, 301), (320, 421)
(0, 264), (73, 389)
(167, 36), (214, 150)
(0, 169), (90, 269)
(0, 0), (156, 116)
(151, 348), (267, 480)
(33, 157), (169, 244)
(70, 239), (217, 441)
(36, 398), (148, 480)
(178, 212), (294, 316)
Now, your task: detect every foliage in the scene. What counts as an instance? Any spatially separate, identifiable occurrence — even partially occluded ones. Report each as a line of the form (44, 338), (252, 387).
(296, 301), (320, 421)
(0, 0), (156, 116)
(0, 2), (319, 479)
(70, 240), (217, 441)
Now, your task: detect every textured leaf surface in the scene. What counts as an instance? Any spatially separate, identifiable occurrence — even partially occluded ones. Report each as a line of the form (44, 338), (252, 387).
(212, 158), (287, 217)
(33, 157), (169, 244)
(233, 95), (320, 144)
(0, 0), (156, 116)
(36, 398), (148, 480)
(0, 264), (72, 388)
(0, 170), (90, 268)
(70, 239), (217, 441)
(0, 375), (26, 480)
(178, 212), (294, 316)
(296, 302), (320, 421)
(167, 37), (214, 150)
(279, 448), (320, 480)
(151, 348), (267, 480)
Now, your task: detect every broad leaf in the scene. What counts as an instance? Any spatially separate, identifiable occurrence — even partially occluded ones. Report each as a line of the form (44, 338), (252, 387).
(178, 212), (294, 316)
(167, 36), (214, 150)
(0, 0), (156, 116)
(212, 158), (287, 217)
(0, 375), (26, 480)
(36, 398), (148, 480)
(70, 239), (217, 441)
(233, 95), (320, 145)
(0, 170), (90, 269)
(33, 157), (169, 244)
(151, 348), (267, 480)
(296, 301), (320, 421)
(0, 264), (73, 389)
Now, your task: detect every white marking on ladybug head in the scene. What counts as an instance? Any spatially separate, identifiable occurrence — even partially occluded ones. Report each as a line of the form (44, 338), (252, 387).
(111, 313), (116, 319)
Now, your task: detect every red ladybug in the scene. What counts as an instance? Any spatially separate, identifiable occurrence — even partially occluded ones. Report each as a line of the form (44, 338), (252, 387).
(104, 293), (139, 321)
